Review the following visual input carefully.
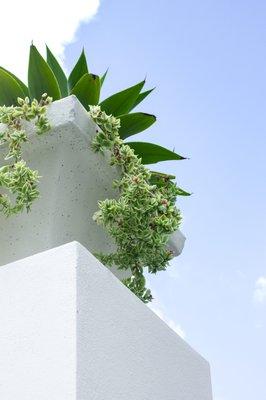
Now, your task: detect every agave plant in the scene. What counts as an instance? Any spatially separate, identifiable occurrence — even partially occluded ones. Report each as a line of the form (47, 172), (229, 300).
(0, 44), (187, 167)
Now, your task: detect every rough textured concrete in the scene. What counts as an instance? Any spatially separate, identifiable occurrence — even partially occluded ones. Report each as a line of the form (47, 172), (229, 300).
(0, 95), (185, 278)
(0, 242), (212, 400)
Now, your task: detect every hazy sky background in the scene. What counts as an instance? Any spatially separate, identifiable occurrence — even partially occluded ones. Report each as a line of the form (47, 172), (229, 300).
(2, 1), (265, 399)
(66, 2), (266, 399)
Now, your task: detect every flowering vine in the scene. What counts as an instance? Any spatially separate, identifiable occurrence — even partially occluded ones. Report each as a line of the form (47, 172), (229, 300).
(89, 106), (182, 302)
(0, 94), (51, 215)
(0, 96), (183, 303)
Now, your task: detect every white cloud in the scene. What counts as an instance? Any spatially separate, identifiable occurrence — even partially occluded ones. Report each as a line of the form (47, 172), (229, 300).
(254, 276), (266, 303)
(166, 265), (180, 279)
(0, 0), (100, 80)
(149, 305), (186, 339)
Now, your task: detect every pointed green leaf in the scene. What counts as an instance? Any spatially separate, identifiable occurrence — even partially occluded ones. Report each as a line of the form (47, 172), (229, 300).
(127, 142), (186, 164)
(0, 69), (25, 106)
(46, 45), (68, 97)
(71, 73), (100, 109)
(0, 67), (29, 97)
(175, 187), (191, 196)
(118, 112), (156, 139)
(100, 69), (108, 87)
(68, 49), (88, 91)
(99, 80), (145, 116)
(28, 44), (61, 101)
(129, 88), (155, 111)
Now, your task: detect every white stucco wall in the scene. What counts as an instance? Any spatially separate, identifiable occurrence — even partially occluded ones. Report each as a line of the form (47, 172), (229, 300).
(0, 242), (212, 400)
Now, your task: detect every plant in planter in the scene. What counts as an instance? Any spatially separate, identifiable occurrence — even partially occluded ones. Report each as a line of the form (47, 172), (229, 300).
(0, 45), (190, 302)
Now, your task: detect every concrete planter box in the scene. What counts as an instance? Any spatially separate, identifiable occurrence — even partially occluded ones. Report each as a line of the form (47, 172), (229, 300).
(0, 96), (185, 278)
(0, 242), (212, 400)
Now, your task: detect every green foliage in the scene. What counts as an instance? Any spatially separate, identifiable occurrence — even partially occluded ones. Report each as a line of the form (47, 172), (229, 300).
(46, 45), (68, 97)
(123, 275), (153, 303)
(0, 162), (40, 215)
(119, 112), (156, 139)
(28, 45), (61, 101)
(0, 67), (29, 97)
(68, 48), (88, 91)
(150, 171), (191, 196)
(0, 96), (189, 302)
(0, 69), (25, 106)
(0, 94), (51, 215)
(0, 45), (190, 302)
(129, 88), (155, 111)
(127, 142), (186, 164)
(99, 80), (145, 116)
(0, 44), (182, 165)
(100, 69), (108, 87)
(70, 73), (100, 108)
(90, 106), (183, 302)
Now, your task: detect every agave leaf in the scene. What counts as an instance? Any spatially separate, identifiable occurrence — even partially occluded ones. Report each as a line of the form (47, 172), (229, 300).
(100, 69), (108, 87)
(71, 73), (100, 109)
(0, 69), (25, 106)
(118, 112), (156, 139)
(175, 187), (191, 196)
(99, 80), (145, 116)
(28, 44), (61, 101)
(68, 49), (88, 91)
(46, 45), (68, 97)
(129, 88), (155, 111)
(0, 67), (29, 97)
(127, 142), (186, 164)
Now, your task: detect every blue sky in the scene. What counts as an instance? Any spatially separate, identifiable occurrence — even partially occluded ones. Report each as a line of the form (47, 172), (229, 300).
(4, 0), (263, 398)
(66, 2), (266, 398)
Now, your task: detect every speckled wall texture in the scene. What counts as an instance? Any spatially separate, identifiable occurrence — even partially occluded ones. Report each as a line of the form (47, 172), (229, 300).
(0, 241), (212, 400)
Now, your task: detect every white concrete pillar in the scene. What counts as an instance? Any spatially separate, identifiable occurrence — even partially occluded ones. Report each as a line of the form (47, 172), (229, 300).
(0, 241), (212, 400)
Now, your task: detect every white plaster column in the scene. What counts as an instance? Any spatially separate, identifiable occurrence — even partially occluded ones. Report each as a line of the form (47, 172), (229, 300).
(0, 241), (212, 400)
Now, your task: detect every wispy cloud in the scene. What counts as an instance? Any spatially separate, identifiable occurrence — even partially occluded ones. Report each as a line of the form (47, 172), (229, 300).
(148, 292), (186, 339)
(254, 276), (266, 303)
(0, 0), (100, 79)
(166, 265), (180, 279)
(150, 305), (186, 338)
